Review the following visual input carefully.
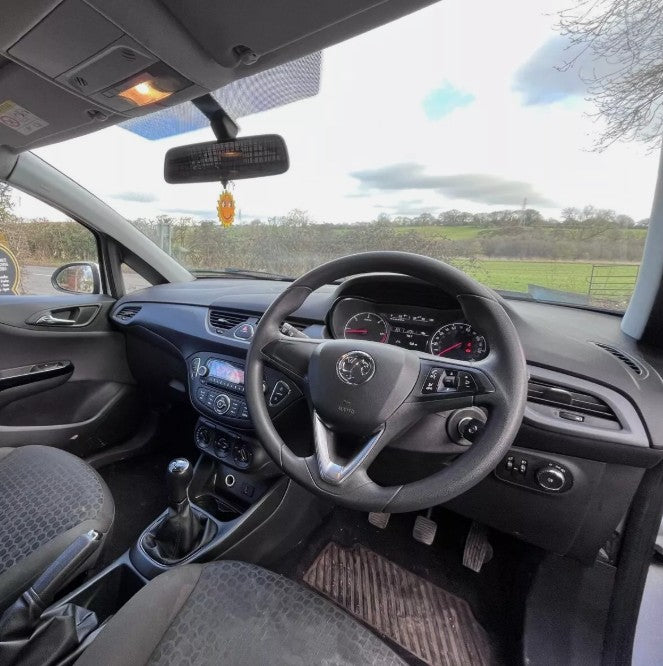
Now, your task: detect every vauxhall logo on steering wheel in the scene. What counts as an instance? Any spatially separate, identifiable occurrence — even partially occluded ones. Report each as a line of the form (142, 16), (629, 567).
(336, 351), (376, 386)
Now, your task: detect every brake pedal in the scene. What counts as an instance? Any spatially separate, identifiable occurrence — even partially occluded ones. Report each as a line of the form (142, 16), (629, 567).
(412, 512), (437, 545)
(368, 512), (390, 529)
(463, 522), (493, 572)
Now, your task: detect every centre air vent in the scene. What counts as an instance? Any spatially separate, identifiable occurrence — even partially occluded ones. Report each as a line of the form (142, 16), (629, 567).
(527, 380), (617, 421)
(115, 305), (141, 321)
(208, 309), (249, 333)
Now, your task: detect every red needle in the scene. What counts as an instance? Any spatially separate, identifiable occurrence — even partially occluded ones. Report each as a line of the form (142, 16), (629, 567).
(437, 341), (463, 356)
(345, 329), (369, 334)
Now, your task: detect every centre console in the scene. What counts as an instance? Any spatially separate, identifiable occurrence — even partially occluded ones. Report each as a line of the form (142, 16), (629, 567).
(188, 352), (299, 426)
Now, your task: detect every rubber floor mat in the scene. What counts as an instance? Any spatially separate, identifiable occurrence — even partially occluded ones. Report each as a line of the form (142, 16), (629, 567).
(303, 542), (495, 666)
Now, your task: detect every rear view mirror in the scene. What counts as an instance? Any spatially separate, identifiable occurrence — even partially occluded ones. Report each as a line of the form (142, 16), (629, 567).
(164, 134), (289, 184)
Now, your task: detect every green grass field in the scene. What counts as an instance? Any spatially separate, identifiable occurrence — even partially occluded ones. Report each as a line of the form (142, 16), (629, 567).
(462, 259), (639, 303)
(393, 225), (649, 241)
(396, 225), (483, 240)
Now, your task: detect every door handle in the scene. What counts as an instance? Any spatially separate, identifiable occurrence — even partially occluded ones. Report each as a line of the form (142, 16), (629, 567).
(35, 314), (78, 326)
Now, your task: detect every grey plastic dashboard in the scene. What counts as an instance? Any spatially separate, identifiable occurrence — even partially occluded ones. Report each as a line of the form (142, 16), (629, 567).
(111, 275), (663, 455)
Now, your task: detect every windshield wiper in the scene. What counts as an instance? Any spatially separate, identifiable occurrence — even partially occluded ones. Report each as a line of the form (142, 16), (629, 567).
(190, 268), (293, 281)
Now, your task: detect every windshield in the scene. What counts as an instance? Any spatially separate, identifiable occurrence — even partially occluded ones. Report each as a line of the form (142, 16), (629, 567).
(26, 0), (658, 311)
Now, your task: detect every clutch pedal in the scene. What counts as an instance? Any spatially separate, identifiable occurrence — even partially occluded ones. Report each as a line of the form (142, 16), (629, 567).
(463, 522), (493, 572)
(368, 512), (390, 529)
(412, 510), (437, 545)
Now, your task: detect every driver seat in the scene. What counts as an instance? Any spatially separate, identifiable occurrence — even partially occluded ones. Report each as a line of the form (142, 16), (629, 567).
(75, 560), (404, 665)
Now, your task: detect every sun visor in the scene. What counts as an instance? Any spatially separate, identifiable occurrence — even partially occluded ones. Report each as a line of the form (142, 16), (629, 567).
(119, 52), (322, 140)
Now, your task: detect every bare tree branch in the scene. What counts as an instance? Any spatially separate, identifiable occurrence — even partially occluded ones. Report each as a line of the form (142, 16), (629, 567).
(559, 0), (663, 149)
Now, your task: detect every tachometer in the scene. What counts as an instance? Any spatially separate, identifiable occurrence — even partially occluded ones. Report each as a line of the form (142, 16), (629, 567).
(343, 312), (389, 343)
(429, 322), (488, 361)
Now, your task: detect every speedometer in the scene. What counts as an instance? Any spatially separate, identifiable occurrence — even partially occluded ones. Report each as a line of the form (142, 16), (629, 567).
(429, 323), (488, 361)
(344, 312), (389, 343)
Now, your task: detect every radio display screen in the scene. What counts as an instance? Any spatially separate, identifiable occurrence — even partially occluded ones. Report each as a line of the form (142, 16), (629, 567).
(207, 359), (244, 385)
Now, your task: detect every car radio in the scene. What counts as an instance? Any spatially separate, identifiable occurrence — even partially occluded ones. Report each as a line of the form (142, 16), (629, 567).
(189, 352), (299, 424)
(194, 357), (247, 394)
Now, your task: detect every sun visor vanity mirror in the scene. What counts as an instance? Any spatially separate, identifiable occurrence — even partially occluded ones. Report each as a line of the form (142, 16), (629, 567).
(164, 135), (289, 184)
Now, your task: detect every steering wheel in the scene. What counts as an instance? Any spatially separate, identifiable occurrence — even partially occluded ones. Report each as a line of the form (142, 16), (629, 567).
(245, 252), (527, 513)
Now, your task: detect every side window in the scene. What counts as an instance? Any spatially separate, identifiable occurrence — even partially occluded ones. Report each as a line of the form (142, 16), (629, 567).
(0, 184), (100, 296)
(122, 264), (152, 293)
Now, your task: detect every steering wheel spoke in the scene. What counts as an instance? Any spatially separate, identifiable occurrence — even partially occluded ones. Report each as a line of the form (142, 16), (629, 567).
(312, 411), (387, 486)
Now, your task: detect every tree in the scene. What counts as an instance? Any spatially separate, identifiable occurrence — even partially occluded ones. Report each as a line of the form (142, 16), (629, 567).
(559, 0), (663, 148)
(616, 214), (635, 228)
(0, 183), (14, 223)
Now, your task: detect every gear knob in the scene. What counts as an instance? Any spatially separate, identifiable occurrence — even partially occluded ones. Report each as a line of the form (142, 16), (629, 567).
(166, 458), (192, 508)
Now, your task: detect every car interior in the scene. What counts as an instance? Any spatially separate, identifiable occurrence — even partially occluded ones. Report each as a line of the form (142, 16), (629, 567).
(0, 1), (662, 665)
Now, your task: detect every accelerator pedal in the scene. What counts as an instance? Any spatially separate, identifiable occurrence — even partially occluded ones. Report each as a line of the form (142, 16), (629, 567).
(412, 509), (437, 546)
(368, 512), (390, 529)
(463, 522), (493, 572)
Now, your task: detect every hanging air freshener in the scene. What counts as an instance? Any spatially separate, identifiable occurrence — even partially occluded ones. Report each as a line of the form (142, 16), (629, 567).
(217, 181), (235, 227)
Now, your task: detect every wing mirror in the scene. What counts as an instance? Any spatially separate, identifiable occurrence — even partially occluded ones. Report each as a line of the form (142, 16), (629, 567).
(51, 262), (101, 295)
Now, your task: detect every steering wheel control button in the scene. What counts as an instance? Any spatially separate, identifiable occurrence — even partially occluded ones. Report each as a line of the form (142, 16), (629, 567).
(233, 323), (255, 340)
(213, 393), (231, 415)
(536, 465), (567, 492)
(458, 372), (477, 392)
(423, 367), (477, 395)
(269, 380), (291, 406)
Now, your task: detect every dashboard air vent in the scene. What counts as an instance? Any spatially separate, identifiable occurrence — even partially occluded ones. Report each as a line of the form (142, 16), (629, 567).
(115, 305), (141, 321)
(593, 342), (644, 376)
(527, 380), (617, 421)
(286, 320), (308, 331)
(208, 309), (249, 333)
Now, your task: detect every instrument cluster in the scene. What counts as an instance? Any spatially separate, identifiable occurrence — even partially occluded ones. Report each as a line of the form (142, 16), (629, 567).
(330, 298), (489, 361)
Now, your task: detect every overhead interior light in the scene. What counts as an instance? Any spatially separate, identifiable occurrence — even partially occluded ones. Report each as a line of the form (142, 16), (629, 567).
(118, 80), (172, 107)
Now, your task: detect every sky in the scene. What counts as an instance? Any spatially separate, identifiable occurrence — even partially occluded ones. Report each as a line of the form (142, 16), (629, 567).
(13, 0), (661, 223)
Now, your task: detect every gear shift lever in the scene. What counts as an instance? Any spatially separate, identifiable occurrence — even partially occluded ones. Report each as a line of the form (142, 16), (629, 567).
(141, 458), (215, 565)
(167, 458), (193, 509)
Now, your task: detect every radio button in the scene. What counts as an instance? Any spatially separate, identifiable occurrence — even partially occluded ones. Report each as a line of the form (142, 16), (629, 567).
(213, 394), (231, 415)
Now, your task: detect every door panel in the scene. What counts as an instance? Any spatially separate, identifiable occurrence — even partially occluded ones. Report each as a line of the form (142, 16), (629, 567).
(0, 294), (141, 455)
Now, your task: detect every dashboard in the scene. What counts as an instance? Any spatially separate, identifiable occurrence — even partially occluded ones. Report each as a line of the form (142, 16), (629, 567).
(108, 273), (663, 563)
(329, 298), (489, 361)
